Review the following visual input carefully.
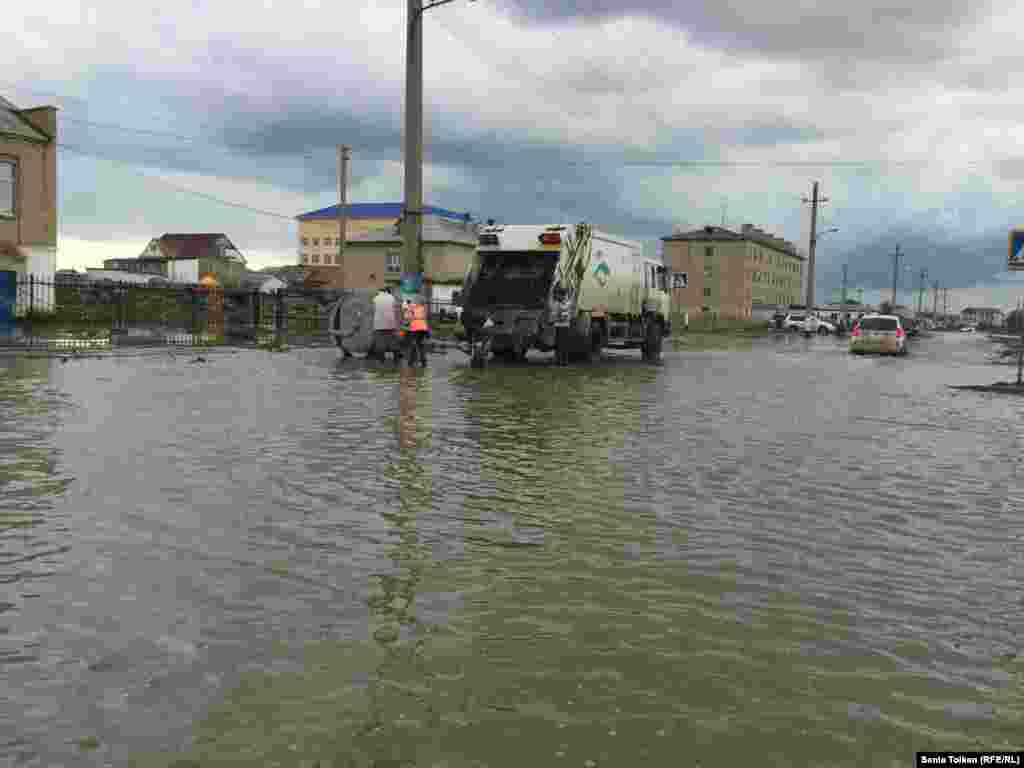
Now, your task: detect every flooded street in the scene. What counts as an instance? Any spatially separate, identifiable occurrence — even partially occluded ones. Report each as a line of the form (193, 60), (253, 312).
(2, 332), (1023, 767)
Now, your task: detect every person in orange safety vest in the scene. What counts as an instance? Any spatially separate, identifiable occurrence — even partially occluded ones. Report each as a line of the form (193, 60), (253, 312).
(402, 296), (430, 366)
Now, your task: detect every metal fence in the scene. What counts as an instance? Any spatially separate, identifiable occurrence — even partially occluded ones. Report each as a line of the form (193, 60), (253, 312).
(1, 274), (461, 349)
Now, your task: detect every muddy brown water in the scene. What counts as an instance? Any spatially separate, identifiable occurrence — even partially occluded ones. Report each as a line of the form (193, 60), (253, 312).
(1, 331), (1022, 766)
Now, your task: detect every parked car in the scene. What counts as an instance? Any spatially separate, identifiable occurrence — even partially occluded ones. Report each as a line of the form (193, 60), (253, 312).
(849, 314), (907, 355)
(960, 325), (976, 333)
(802, 316), (836, 335)
(783, 313), (807, 331)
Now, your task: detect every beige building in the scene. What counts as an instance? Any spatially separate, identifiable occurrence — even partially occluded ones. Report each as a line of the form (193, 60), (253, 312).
(662, 224), (804, 322)
(333, 215), (478, 300)
(0, 96), (58, 312)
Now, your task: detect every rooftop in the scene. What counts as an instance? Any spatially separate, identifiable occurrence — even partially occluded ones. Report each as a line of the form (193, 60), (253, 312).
(145, 233), (245, 262)
(297, 203), (472, 222)
(662, 224), (803, 259)
(0, 96), (52, 143)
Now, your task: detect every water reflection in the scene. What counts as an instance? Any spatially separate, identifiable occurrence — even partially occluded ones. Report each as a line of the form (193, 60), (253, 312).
(0, 358), (71, 666)
(361, 367), (439, 751)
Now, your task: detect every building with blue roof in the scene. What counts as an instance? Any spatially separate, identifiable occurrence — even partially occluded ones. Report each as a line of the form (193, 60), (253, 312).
(296, 202), (470, 222)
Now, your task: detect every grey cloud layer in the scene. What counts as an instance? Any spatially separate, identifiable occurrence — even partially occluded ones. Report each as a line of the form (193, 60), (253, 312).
(497, 0), (986, 63)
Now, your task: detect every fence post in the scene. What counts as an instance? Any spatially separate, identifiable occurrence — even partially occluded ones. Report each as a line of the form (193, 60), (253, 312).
(252, 289), (260, 337)
(29, 273), (35, 317)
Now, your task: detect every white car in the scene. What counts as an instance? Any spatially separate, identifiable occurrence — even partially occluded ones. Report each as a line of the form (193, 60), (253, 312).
(783, 313), (835, 335)
(783, 313), (807, 331)
(802, 316), (836, 335)
(849, 314), (907, 355)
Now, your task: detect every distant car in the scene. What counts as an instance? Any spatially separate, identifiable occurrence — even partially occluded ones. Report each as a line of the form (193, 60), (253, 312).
(802, 316), (836, 335)
(849, 314), (907, 355)
(783, 313), (807, 331)
(960, 325), (976, 333)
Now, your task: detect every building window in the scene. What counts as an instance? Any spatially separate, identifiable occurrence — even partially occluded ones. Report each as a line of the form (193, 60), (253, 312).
(312, 254), (320, 264)
(705, 246), (714, 258)
(0, 161), (14, 217)
(301, 237), (308, 246)
(313, 238), (320, 246)
(703, 287), (711, 297)
(385, 251), (401, 272)
(302, 255), (309, 264)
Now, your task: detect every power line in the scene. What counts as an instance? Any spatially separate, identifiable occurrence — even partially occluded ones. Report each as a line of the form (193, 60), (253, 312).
(58, 143), (299, 222)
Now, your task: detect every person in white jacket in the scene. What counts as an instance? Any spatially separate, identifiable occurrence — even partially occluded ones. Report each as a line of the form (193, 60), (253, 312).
(372, 288), (401, 361)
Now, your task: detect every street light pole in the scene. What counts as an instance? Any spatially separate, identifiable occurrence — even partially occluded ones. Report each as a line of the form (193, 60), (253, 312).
(889, 245), (902, 308)
(802, 182), (828, 311)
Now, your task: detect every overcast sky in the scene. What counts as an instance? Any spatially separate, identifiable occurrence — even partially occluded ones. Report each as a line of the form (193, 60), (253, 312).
(6, 0), (1024, 309)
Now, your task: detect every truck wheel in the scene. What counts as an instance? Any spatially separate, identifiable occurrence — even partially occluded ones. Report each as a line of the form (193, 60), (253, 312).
(644, 320), (663, 363)
(817, 326), (829, 335)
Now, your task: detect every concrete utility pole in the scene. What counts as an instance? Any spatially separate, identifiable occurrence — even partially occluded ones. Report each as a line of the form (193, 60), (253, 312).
(337, 145), (350, 287)
(802, 181), (828, 311)
(401, 0), (470, 303)
(943, 287), (949, 319)
(890, 245), (902, 308)
(932, 279), (939, 320)
(402, 0), (425, 301)
(841, 263), (849, 329)
(917, 267), (928, 315)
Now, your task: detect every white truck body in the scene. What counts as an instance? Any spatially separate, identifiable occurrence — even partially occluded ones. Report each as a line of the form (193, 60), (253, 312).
(459, 223), (671, 365)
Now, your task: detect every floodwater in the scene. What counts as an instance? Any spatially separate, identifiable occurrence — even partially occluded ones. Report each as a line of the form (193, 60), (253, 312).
(1, 333), (1022, 767)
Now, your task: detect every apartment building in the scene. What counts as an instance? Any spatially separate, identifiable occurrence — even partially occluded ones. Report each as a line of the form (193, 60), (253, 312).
(662, 224), (805, 322)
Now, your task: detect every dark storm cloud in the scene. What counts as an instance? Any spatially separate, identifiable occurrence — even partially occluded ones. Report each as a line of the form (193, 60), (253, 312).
(211, 104), (704, 235)
(496, 0), (988, 67)
(823, 226), (1010, 293)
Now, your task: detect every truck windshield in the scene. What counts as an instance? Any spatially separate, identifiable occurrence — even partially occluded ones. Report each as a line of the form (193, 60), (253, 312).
(464, 251), (558, 309)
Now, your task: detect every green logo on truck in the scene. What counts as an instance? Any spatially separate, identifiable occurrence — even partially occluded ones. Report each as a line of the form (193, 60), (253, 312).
(593, 261), (611, 287)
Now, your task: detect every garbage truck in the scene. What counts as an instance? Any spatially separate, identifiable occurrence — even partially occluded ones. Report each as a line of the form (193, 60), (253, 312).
(457, 222), (671, 367)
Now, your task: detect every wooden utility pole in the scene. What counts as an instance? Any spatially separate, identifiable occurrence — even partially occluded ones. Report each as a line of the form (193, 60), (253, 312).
(802, 182), (828, 311)
(337, 145), (350, 288)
